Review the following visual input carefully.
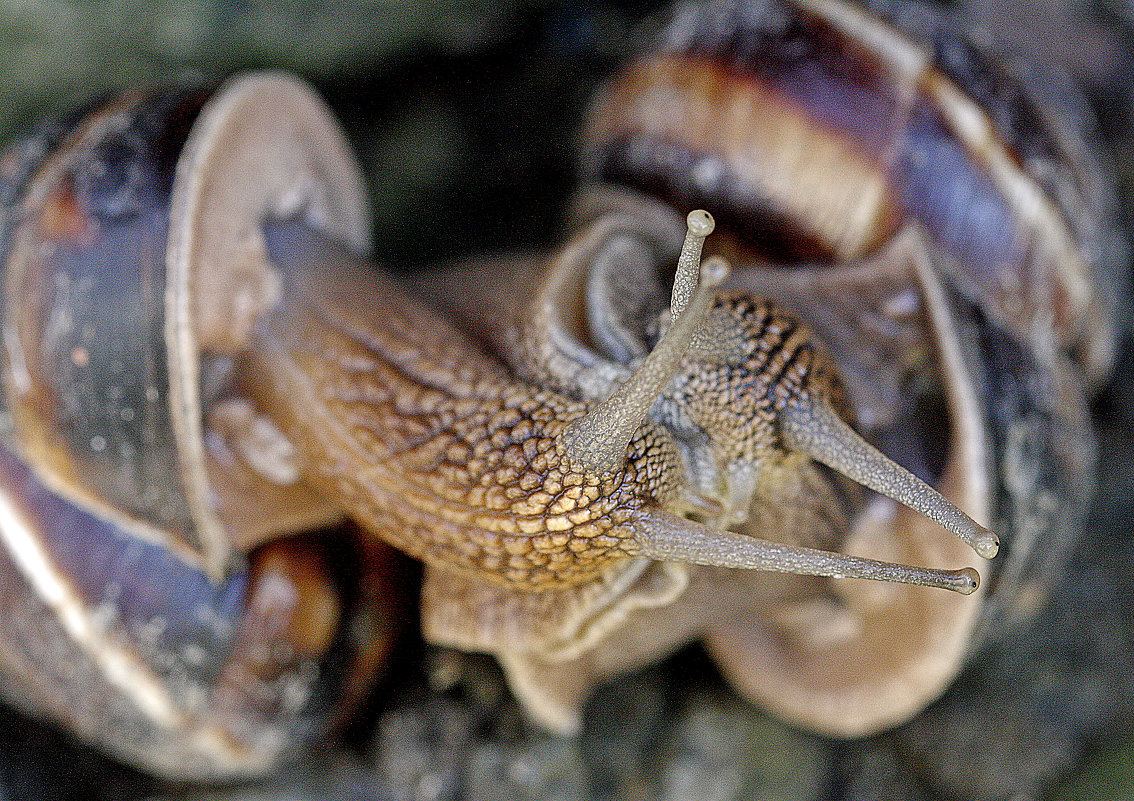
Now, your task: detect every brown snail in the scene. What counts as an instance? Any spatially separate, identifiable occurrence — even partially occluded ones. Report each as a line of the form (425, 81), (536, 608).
(0, 0), (1120, 783)
(413, 0), (1119, 737)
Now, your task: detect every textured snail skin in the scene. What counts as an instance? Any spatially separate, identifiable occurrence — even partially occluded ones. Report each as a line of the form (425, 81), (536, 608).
(395, 0), (1117, 736)
(250, 216), (843, 590)
(246, 197), (994, 737)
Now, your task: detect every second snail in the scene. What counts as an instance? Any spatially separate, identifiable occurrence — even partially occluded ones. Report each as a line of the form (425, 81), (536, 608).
(0, 0), (1123, 787)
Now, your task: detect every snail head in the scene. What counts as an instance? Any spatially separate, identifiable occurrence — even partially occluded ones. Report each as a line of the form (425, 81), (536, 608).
(558, 211), (996, 594)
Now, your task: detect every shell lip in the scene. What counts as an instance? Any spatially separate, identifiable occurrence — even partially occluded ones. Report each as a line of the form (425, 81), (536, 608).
(164, 71), (373, 580)
(0, 74), (391, 780)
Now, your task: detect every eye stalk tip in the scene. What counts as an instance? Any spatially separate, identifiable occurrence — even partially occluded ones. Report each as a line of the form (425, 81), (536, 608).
(780, 400), (1000, 564)
(686, 209), (715, 237)
(973, 528), (999, 559)
(951, 567), (981, 595)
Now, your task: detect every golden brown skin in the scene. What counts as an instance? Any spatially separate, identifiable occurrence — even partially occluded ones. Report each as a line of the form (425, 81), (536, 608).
(250, 250), (839, 594)
(253, 263), (650, 591)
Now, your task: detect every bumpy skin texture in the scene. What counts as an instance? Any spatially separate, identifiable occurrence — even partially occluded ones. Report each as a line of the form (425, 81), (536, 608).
(672, 296), (846, 460)
(668, 296), (852, 545)
(252, 263), (667, 592)
(249, 226), (939, 740)
(252, 251), (841, 596)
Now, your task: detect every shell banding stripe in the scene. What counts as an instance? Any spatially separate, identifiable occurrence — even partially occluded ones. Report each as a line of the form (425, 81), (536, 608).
(0, 445), (246, 639)
(587, 0), (1099, 365)
(0, 443), (266, 769)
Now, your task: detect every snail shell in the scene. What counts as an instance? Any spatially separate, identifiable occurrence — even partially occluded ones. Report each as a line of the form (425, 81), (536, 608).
(0, 75), (405, 780)
(586, 0), (1123, 384)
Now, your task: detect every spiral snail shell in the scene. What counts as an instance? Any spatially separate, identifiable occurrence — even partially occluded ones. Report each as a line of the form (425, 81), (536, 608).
(0, 76), (407, 779)
(0, 0), (1122, 783)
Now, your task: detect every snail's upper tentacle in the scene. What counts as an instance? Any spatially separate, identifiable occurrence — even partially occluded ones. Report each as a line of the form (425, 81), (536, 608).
(559, 214), (728, 475)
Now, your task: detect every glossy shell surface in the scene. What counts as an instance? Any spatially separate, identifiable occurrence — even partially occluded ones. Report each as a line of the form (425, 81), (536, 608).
(0, 74), (397, 780)
(586, 0), (1122, 381)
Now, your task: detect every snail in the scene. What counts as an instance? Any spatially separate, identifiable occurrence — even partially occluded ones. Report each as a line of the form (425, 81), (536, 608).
(413, 0), (1120, 738)
(0, 0), (1121, 784)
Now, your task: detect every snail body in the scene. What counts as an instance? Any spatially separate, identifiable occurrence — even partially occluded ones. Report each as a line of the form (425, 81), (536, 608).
(0, 0), (1121, 781)
(415, 0), (1119, 735)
